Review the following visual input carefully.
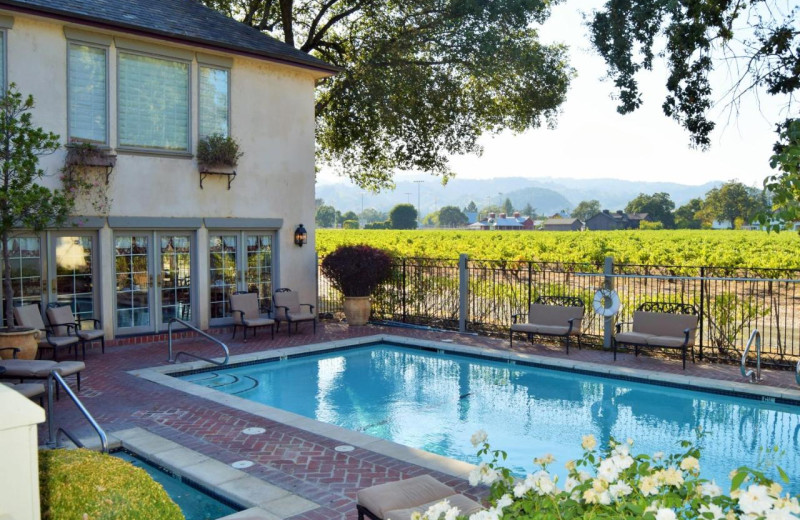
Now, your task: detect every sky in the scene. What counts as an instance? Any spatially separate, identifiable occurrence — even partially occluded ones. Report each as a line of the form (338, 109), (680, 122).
(317, 0), (786, 189)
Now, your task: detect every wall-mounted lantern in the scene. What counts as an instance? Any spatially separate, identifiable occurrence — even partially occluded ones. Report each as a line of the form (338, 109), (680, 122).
(294, 224), (307, 247)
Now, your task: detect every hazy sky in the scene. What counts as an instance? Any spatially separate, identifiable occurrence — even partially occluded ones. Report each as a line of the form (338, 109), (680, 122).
(318, 1), (785, 188)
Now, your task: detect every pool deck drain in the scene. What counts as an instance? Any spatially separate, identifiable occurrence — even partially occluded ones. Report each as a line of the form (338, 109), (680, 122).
(43, 321), (800, 520)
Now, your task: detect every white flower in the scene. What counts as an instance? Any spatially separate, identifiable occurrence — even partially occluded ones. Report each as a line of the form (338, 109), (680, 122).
(531, 471), (556, 495)
(699, 481), (723, 498)
(495, 494), (513, 510)
(577, 471), (591, 483)
(597, 458), (621, 483)
(423, 499), (452, 520)
(609, 481), (633, 500)
(680, 456), (700, 473)
(533, 453), (555, 467)
(469, 462), (499, 487)
(655, 507), (677, 520)
(470, 430), (488, 448)
(469, 510), (499, 520)
(738, 484), (774, 517)
(581, 434), (597, 450)
(443, 508), (460, 520)
(765, 509), (799, 520)
(653, 451), (664, 461)
(698, 504), (726, 520)
(583, 488), (599, 504)
(564, 477), (580, 493)
(639, 475), (659, 496)
(657, 467), (684, 487)
(598, 490), (612, 505)
(768, 482), (783, 497)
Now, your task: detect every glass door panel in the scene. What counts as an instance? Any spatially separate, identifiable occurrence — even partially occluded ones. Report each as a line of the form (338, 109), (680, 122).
(53, 236), (94, 324)
(9, 236), (42, 308)
(159, 235), (192, 323)
(245, 234), (273, 314)
(115, 235), (151, 330)
(209, 235), (237, 319)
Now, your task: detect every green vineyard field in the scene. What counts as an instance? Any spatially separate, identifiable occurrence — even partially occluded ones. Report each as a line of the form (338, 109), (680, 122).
(316, 229), (800, 269)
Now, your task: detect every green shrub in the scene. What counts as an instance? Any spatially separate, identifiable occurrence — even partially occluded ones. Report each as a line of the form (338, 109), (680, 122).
(342, 219), (359, 229)
(639, 220), (664, 230)
(196, 133), (243, 166)
(40, 449), (183, 520)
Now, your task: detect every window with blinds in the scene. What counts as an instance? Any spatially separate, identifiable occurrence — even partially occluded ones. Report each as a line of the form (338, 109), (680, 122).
(0, 32), (5, 92)
(118, 52), (190, 151)
(67, 43), (107, 144)
(199, 66), (229, 138)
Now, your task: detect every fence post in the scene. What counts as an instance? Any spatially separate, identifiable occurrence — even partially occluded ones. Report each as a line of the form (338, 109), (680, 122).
(459, 254), (468, 333)
(402, 258), (407, 323)
(699, 266), (705, 360)
(604, 256), (614, 350)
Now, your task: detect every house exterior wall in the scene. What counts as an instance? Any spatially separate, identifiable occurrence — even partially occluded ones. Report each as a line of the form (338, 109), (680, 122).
(2, 12), (320, 338)
(585, 213), (620, 231)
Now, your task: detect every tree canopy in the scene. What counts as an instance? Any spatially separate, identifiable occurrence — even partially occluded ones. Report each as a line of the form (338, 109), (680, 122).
(700, 181), (767, 227)
(203, 0), (573, 190)
(389, 203), (418, 229)
(438, 205), (469, 227)
(625, 192), (675, 228)
(571, 199), (601, 221)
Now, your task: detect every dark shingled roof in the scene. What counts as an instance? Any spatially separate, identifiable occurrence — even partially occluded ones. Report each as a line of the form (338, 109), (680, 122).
(1, 0), (338, 73)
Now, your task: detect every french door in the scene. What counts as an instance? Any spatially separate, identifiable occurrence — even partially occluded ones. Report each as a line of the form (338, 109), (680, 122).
(114, 232), (194, 334)
(209, 232), (273, 325)
(48, 234), (96, 324)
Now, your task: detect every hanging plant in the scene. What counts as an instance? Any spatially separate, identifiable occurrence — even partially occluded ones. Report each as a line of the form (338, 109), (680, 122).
(60, 141), (114, 215)
(197, 133), (243, 170)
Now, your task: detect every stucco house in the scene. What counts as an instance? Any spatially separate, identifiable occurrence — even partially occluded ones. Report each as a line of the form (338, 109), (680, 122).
(542, 218), (582, 231)
(0, 0), (336, 339)
(585, 210), (649, 230)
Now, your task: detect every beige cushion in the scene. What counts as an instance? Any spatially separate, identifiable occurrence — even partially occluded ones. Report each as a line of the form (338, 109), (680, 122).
(615, 331), (654, 345)
(3, 382), (45, 399)
(41, 335), (79, 348)
(274, 290), (301, 320)
(13, 304), (46, 330)
(632, 311), (697, 338)
(46, 305), (76, 336)
(230, 293), (261, 325)
(77, 329), (104, 341)
(0, 360), (84, 378)
(528, 304), (584, 328)
(511, 323), (573, 336)
(242, 317), (274, 327)
(357, 475), (455, 520)
(385, 493), (484, 520)
(52, 361), (86, 377)
(286, 311), (315, 322)
(648, 335), (693, 348)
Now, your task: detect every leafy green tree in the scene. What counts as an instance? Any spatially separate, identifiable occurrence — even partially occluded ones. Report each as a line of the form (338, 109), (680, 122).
(0, 86), (70, 327)
(702, 181), (766, 228)
(464, 201), (478, 213)
(763, 120), (800, 231)
(674, 198), (705, 229)
(360, 208), (386, 223)
(340, 211), (358, 222)
(570, 200), (601, 222)
(315, 205), (336, 228)
(203, 0), (573, 190)
(438, 206), (469, 228)
(342, 220), (359, 229)
(625, 192), (676, 228)
(522, 203), (536, 218)
(502, 198), (514, 215)
(388, 204), (418, 229)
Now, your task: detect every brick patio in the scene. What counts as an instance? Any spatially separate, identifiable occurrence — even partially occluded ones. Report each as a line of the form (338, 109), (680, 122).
(38, 321), (800, 519)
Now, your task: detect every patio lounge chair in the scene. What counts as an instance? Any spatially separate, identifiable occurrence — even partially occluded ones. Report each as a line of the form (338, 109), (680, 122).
(356, 475), (483, 520)
(46, 303), (105, 360)
(0, 347), (85, 397)
(3, 382), (46, 404)
(13, 303), (80, 361)
(229, 291), (275, 340)
(273, 288), (316, 335)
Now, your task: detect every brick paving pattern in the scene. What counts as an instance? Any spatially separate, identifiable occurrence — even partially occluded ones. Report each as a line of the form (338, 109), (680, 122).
(39, 321), (799, 519)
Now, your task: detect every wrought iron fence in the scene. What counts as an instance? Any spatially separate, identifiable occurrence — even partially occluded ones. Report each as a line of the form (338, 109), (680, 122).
(317, 256), (800, 368)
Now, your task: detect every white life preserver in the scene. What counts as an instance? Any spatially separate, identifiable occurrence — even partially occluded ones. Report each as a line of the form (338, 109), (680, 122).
(593, 289), (621, 317)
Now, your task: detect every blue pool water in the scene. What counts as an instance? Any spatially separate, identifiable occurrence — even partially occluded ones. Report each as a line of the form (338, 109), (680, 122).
(179, 344), (800, 492)
(114, 451), (239, 520)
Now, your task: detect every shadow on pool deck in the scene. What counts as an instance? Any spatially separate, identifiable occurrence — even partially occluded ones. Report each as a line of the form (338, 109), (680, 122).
(40, 321), (800, 520)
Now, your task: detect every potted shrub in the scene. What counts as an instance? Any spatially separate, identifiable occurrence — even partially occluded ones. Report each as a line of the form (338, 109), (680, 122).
(196, 133), (243, 172)
(0, 85), (72, 359)
(320, 244), (394, 325)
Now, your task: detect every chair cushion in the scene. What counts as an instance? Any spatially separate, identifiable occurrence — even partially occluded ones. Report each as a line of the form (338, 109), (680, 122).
(42, 335), (79, 348)
(357, 475), (455, 520)
(230, 293), (261, 325)
(46, 305), (76, 336)
(243, 317), (274, 327)
(511, 323), (575, 336)
(13, 304), (46, 330)
(648, 335), (693, 348)
(0, 359), (58, 378)
(384, 493), (484, 520)
(52, 361), (85, 377)
(3, 382), (45, 399)
(615, 332), (653, 345)
(77, 329), (104, 341)
(528, 304), (584, 327)
(286, 311), (315, 322)
(274, 290), (301, 319)
(632, 311), (697, 337)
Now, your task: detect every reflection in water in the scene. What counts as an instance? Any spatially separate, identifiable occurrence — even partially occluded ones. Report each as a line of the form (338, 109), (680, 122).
(182, 346), (800, 492)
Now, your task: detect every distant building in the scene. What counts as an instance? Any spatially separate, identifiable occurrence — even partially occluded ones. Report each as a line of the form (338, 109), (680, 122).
(465, 212), (479, 225)
(466, 212), (533, 230)
(585, 210), (649, 230)
(542, 218), (582, 231)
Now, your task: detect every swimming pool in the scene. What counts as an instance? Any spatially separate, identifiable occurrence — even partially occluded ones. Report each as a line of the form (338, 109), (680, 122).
(178, 342), (800, 492)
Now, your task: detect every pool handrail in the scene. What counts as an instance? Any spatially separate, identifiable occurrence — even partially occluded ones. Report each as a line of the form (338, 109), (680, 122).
(740, 329), (762, 383)
(168, 317), (229, 366)
(796, 359), (799, 386)
(47, 370), (108, 453)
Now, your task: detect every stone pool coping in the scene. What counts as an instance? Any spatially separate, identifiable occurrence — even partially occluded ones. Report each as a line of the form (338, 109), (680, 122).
(130, 334), (800, 481)
(107, 427), (319, 520)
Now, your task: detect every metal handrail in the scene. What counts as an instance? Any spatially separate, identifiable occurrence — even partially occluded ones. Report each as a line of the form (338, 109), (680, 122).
(168, 317), (229, 365)
(740, 330), (763, 383)
(47, 371), (108, 452)
(796, 360), (799, 386)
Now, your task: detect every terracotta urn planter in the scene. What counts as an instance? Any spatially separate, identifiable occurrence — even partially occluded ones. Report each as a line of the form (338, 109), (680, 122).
(0, 327), (40, 360)
(343, 296), (371, 326)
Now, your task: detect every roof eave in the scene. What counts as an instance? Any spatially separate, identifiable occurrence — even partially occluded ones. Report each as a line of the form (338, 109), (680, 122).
(0, 2), (341, 76)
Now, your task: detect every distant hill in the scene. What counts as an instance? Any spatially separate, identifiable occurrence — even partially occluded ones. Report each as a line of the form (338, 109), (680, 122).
(315, 176), (722, 217)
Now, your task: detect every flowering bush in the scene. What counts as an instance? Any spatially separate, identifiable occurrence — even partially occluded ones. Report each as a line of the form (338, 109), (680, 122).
(61, 142), (113, 215)
(414, 431), (798, 520)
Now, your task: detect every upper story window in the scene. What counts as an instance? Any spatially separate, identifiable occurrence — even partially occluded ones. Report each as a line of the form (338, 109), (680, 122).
(67, 42), (108, 144)
(118, 51), (190, 152)
(199, 65), (230, 138)
(0, 16), (14, 92)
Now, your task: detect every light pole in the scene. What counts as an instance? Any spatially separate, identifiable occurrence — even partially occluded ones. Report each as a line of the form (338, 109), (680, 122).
(405, 192), (411, 203)
(414, 180), (424, 226)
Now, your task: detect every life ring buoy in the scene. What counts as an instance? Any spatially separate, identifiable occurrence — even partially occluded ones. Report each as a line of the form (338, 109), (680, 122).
(593, 289), (621, 317)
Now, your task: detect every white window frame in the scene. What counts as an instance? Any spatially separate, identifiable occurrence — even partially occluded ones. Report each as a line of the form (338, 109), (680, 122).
(0, 15), (14, 93)
(66, 39), (110, 146)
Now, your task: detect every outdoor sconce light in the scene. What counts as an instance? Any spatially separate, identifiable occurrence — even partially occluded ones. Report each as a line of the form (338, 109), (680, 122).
(294, 224), (307, 247)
